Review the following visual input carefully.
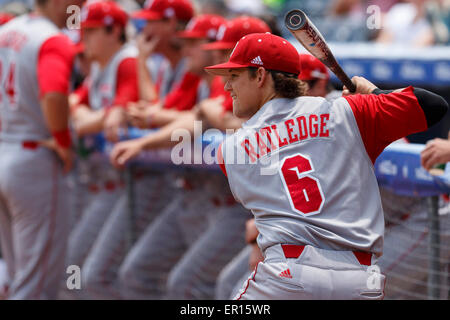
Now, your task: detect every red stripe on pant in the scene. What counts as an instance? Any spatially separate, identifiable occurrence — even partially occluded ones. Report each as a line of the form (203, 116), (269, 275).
(236, 262), (260, 300)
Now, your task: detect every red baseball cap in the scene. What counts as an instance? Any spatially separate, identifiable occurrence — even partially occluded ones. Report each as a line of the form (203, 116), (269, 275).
(177, 14), (226, 40)
(298, 54), (329, 81)
(205, 33), (300, 76)
(81, 1), (128, 29)
(0, 13), (14, 25)
(202, 16), (271, 51)
(132, 0), (194, 22)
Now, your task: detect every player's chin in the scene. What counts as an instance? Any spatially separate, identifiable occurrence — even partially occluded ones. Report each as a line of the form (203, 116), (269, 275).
(232, 101), (246, 119)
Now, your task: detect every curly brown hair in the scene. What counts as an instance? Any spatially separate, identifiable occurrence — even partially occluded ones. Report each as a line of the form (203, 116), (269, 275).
(248, 67), (306, 99)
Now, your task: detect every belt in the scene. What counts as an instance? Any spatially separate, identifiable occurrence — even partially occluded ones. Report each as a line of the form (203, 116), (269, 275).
(0, 139), (40, 150)
(22, 141), (39, 150)
(281, 244), (372, 266)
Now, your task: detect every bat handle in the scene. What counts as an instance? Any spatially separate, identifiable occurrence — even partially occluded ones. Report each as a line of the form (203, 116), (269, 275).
(332, 63), (356, 93)
(341, 75), (357, 93)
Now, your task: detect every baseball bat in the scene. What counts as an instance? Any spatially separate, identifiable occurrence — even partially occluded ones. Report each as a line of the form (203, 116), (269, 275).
(284, 9), (356, 93)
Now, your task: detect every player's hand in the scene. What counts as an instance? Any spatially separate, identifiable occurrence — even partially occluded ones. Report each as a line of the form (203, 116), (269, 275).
(421, 138), (450, 171)
(342, 76), (378, 96)
(249, 243), (264, 271)
(198, 96), (225, 119)
(137, 33), (160, 59)
(39, 138), (74, 174)
(104, 107), (127, 142)
(127, 101), (153, 129)
(110, 138), (145, 168)
(245, 218), (259, 244)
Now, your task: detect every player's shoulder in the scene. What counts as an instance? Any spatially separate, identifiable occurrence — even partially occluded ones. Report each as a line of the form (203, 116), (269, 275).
(293, 95), (339, 114)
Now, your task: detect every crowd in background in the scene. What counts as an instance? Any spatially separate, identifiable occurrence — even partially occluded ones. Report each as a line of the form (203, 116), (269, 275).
(1, 0), (450, 45)
(0, 0), (450, 46)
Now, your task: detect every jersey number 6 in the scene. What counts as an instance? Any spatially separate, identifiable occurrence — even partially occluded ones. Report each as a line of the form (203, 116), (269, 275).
(279, 153), (325, 216)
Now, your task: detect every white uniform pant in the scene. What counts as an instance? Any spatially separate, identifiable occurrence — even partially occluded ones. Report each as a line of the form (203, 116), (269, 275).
(235, 244), (385, 300)
(0, 143), (69, 299)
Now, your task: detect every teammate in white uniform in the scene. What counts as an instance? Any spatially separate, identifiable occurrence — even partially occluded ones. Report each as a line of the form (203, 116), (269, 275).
(205, 32), (448, 299)
(62, 0), (139, 299)
(132, 0), (193, 103)
(75, 0), (197, 300)
(0, 0), (82, 299)
(111, 13), (241, 300)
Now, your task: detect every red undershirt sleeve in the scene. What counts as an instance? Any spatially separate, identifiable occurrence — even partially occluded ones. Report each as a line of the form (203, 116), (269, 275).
(344, 86), (428, 163)
(70, 80), (90, 114)
(74, 81), (89, 105)
(112, 57), (139, 108)
(38, 34), (75, 98)
(217, 142), (227, 177)
(163, 72), (201, 111)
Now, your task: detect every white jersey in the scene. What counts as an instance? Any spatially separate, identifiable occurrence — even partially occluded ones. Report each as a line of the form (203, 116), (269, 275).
(221, 96), (385, 255)
(87, 44), (137, 111)
(0, 14), (60, 141)
(146, 56), (186, 100)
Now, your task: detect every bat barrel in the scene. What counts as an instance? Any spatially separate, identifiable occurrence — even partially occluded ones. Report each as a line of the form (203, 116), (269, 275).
(285, 9), (307, 31)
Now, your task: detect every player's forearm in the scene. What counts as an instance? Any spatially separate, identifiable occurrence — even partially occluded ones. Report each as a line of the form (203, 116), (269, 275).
(151, 109), (188, 127)
(75, 114), (105, 137)
(41, 92), (70, 132)
(138, 57), (158, 102)
(141, 112), (196, 150)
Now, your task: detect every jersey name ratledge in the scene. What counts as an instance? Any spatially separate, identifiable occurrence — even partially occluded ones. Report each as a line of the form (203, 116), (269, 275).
(240, 112), (331, 162)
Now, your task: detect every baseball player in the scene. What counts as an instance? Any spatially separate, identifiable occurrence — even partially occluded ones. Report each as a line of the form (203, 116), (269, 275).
(83, 13), (228, 300)
(298, 53), (342, 101)
(78, 0), (195, 299)
(107, 15), (274, 300)
(0, 0), (82, 299)
(205, 32), (448, 299)
(62, 0), (138, 299)
(108, 14), (247, 300)
(132, 0), (194, 102)
(214, 53), (340, 299)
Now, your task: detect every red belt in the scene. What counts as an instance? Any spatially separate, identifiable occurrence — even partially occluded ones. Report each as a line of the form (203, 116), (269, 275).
(22, 141), (39, 150)
(281, 244), (372, 266)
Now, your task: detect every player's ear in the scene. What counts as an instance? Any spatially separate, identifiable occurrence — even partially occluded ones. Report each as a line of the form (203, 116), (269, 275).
(256, 67), (268, 88)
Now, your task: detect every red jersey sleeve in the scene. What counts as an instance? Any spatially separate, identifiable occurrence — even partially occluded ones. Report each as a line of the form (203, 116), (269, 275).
(112, 57), (139, 108)
(344, 86), (428, 163)
(38, 34), (75, 98)
(70, 80), (90, 114)
(163, 72), (201, 111)
(217, 142), (227, 177)
(210, 76), (233, 114)
(74, 81), (89, 105)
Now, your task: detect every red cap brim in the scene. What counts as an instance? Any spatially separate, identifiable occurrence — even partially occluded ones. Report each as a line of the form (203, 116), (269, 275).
(132, 10), (163, 21)
(202, 41), (236, 51)
(204, 61), (250, 76)
(81, 21), (106, 29)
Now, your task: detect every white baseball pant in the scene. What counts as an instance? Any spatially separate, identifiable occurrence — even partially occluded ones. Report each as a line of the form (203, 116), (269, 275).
(235, 244), (385, 300)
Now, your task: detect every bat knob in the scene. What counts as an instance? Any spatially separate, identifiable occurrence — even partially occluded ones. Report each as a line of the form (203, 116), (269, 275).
(285, 9), (307, 31)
